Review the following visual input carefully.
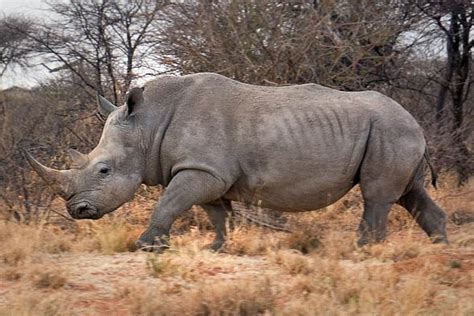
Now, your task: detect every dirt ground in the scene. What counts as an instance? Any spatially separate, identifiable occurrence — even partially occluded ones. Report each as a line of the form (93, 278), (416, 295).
(1, 242), (473, 315)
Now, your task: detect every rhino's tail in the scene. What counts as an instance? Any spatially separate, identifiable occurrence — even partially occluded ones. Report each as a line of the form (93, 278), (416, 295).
(424, 147), (437, 189)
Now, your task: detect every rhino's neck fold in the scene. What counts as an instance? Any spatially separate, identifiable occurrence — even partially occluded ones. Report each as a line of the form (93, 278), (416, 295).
(141, 106), (176, 187)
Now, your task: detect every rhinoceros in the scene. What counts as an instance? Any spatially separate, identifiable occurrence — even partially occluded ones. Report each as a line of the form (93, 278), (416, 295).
(25, 73), (448, 251)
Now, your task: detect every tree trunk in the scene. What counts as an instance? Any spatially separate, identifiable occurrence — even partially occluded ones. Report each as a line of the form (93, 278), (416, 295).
(436, 11), (457, 122)
(435, 6), (472, 185)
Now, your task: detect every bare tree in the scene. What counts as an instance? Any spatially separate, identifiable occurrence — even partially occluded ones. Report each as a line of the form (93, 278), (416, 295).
(25, 0), (167, 103)
(414, 1), (474, 184)
(0, 15), (34, 77)
(1, 87), (64, 221)
(158, 0), (418, 90)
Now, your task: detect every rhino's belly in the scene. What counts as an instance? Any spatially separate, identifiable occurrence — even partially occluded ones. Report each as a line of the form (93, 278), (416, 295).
(223, 176), (356, 212)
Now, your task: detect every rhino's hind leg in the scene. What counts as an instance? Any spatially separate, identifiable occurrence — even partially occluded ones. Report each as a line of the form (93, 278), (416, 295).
(397, 185), (448, 244)
(201, 199), (231, 252)
(357, 201), (393, 247)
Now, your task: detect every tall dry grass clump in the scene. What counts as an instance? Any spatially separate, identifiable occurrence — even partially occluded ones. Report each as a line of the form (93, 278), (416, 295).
(30, 267), (68, 289)
(88, 218), (141, 254)
(0, 221), (73, 266)
(0, 292), (70, 316)
(121, 278), (276, 316)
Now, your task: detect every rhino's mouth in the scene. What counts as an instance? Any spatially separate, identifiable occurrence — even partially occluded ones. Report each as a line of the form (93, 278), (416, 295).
(68, 201), (102, 220)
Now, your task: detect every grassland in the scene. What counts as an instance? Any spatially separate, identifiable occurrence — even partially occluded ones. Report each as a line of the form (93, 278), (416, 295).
(0, 174), (472, 315)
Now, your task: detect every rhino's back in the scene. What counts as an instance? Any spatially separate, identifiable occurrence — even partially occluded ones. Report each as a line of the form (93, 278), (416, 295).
(160, 73), (423, 211)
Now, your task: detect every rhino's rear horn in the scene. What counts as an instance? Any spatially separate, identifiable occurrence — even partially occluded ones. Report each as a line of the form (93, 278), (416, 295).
(23, 150), (73, 199)
(67, 148), (89, 169)
(97, 94), (118, 117)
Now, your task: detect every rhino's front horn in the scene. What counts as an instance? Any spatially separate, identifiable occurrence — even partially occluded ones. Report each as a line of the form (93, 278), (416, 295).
(97, 94), (117, 117)
(67, 148), (88, 169)
(23, 151), (73, 200)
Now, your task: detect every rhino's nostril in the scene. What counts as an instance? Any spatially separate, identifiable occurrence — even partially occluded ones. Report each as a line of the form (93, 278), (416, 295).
(68, 202), (98, 219)
(74, 202), (91, 216)
(76, 203), (88, 212)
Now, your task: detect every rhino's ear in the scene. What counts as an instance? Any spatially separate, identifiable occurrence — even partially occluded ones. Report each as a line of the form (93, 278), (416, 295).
(126, 87), (145, 116)
(97, 94), (118, 117)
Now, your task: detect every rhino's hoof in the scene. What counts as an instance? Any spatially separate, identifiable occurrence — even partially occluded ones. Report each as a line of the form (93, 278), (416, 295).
(135, 239), (168, 254)
(207, 240), (225, 253)
(431, 235), (449, 244)
(356, 237), (369, 248)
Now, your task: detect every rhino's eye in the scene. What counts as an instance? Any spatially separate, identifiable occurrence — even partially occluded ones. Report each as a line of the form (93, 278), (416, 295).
(99, 166), (110, 175)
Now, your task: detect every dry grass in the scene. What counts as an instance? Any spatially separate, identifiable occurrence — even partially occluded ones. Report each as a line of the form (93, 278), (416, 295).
(0, 221), (73, 266)
(30, 268), (68, 289)
(0, 292), (69, 316)
(0, 174), (472, 315)
(120, 278), (276, 316)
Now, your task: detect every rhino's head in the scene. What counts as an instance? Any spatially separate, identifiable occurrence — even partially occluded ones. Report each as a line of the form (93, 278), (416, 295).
(25, 88), (146, 220)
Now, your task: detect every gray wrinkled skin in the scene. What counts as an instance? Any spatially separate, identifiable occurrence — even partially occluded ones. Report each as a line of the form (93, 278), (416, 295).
(27, 73), (448, 252)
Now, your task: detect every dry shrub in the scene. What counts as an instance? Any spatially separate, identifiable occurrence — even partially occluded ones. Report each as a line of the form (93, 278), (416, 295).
(1, 267), (23, 281)
(282, 223), (322, 255)
(64, 214), (143, 254)
(281, 257), (364, 313)
(145, 254), (180, 278)
(429, 173), (473, 212)
(92, 219), (139, 254)
(0, 221), (73, 266)
(316, 229), (359, 260)
(225, 226), (285, 255)
(0, 292), (69, 316)
(170, 226), (213, 252)
(280, 254), (470, 315)
(365, 236), (426, 262)
(269, 249), (314, 275)
(451, 209), (474, 225)
(0, 203), (211, 262)
(0, 222), (42, 265)
(451, 224), (474, 247)
(172, 206), (214, 235)
(0, 216), (141, 263)
(144, 245), (236, 282)
(122, 278), (275, 316)
(30, 268), (68, 289)
(190, 279), (275, 316)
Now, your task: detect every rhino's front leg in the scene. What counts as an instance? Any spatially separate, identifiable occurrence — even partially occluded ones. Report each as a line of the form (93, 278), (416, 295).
(136, 170), (226, 253)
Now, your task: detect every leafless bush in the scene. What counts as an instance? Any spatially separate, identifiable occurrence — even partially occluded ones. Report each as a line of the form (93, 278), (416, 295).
(31, 0), (168, 103)
(0, 81), (102, 222)
(386, 57), (474, 181)
(158, 0), (416, 89)
(423, 114), (473, 178)
(0, 15), (34, 77)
